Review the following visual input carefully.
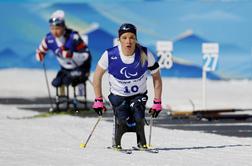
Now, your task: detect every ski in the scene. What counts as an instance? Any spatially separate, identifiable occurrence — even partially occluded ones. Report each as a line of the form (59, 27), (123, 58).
(106, 146), (132, 154)
(132, 146), (159, 153)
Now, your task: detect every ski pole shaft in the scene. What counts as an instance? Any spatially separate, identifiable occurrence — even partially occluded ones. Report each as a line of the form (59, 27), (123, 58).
(148, 116), (153, 147)
(42, 61), (54, 110)
(80, 116), (102, 148)
(87, 79), (114, 145)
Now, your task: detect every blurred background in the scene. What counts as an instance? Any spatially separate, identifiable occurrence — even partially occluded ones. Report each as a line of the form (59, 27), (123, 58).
(1, 0), (252, 80)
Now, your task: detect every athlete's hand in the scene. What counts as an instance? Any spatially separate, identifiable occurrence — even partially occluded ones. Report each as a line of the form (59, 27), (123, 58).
(92, 97), (107, 116)
(36, 49), (45, 62)
(149, 98), (162, 118)
(55, 47), (73, 58)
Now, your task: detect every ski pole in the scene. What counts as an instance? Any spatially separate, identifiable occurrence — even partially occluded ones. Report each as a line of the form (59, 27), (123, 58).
(42, 61), (54, 111)
(80, 116), (102, 148)
(148, 116), (153, 147)
(87, 79), (115, 145)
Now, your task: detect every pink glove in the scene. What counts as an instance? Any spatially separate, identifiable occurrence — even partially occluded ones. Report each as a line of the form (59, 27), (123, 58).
(92, 97), (107, 116)
(149, 98), (162, 118)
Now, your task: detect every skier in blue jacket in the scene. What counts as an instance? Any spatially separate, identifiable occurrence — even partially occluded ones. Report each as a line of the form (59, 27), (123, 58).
(36, 10), (91, 87)
(36, 10), (91, 110)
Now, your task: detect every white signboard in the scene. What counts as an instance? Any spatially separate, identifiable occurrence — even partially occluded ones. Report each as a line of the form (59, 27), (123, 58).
(201, 42), (219, 109)
(202, 43), (219, 54)
(156, 41), (173, 52)
(202, 43), (219, 71)
(156, 41), (173, 69)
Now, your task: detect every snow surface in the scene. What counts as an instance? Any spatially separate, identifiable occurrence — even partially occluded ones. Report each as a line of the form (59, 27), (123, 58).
(0, 69), (252, 166)
(1, 105), (252, 166)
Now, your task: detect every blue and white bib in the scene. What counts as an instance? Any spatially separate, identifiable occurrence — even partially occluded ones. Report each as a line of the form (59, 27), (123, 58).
(107, 46), (148, 96)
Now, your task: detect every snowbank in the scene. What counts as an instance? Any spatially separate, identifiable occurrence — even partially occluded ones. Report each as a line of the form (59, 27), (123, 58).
(0, 69), (251, 110)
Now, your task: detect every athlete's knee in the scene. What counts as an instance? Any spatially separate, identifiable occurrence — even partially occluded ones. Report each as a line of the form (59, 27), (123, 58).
(51, 77), (62, 87)
(109, 93), (128, 115)
(130, 95), (148, 111)
(52, 70), (65, 87)
(130, 95), (148, 119)
(114, 102), (129, 124)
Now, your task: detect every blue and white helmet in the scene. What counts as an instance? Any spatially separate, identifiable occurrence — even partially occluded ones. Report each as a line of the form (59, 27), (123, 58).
(49, 10), (65, 27)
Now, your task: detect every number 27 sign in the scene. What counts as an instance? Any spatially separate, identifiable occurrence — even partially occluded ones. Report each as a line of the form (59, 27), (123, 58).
(202, 43), (219, 71)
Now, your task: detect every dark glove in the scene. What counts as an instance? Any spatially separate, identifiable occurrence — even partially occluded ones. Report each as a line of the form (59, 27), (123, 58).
(55, 46), (73, 58)
(36, 49), (45, 62)
(92, 97), (107, 116)
(149, 98), (162, 118)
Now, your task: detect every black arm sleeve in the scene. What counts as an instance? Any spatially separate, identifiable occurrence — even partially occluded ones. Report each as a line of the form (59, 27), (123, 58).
(148, 62), (159, 71)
